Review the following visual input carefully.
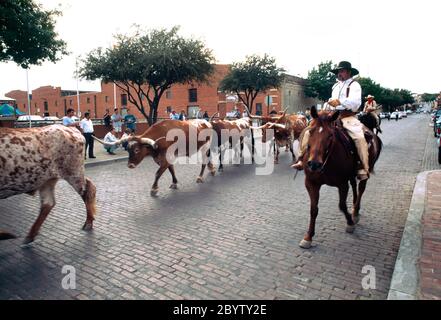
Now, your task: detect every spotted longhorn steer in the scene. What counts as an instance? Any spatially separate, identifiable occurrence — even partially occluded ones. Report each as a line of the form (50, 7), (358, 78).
(210, 114), (254, 171)
(94, 119), (216, 196)
(0, 125), (97, 244)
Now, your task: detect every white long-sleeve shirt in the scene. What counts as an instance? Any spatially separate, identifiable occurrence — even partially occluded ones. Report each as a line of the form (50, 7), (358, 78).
(104, 132), (117, 143)
(331, 78), (362, 112)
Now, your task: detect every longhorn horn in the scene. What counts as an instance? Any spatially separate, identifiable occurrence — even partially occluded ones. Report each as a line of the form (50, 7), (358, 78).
(140, 136), (165, 149)
(209, 112), (219, 122)
(244, 105), (261, 119)
(92, 135), (129, 146)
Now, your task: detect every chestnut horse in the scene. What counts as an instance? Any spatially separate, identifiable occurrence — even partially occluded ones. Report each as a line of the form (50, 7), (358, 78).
(299, 107), (382, 249)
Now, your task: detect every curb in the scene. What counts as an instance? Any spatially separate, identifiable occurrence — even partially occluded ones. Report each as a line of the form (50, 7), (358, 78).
(387, 170), (429, 300)
(84, 156), (128, 168)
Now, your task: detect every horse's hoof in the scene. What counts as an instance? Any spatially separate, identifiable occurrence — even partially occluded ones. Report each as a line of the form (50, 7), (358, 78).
(346, 225), (356, 233)
(82, 222), (93, 231)
(210, 170), (216, 176)
(196, 177), (204, 183)
(150, 188), (159, 196)
(274, 160), (279, 164)
(169, 183), (178, 190)
(353, 215), (360, 224)
(299, 239), (312, 249)
(218, 167), (224, 172)
(22, 237), (34, 245)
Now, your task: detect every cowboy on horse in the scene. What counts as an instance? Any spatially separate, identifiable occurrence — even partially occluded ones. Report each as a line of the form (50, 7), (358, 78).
(292, 61), (370, 181)
(363, 94), (382, 133)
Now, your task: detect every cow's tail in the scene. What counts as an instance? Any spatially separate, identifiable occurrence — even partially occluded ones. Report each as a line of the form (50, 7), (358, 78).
(0, 231), (16, 241)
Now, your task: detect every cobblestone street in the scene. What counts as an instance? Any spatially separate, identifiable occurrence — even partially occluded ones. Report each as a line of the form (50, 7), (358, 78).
(0, 114), (439, 300)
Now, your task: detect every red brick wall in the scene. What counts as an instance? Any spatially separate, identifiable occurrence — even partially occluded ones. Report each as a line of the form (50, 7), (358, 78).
(6, 64), (283, 121)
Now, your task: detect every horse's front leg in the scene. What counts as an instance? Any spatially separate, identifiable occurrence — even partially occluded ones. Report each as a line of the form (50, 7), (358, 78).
(338, 183), (356, 233)
(300, 181), (321, 249)
(353, 179), (367, 224)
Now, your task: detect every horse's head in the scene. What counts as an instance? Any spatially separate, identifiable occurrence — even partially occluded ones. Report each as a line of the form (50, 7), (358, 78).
(305, 106), (339, 172)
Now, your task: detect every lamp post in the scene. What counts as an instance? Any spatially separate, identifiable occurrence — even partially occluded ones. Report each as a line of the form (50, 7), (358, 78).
(76, 57), (81, 117)
(26, 68), (31, 128)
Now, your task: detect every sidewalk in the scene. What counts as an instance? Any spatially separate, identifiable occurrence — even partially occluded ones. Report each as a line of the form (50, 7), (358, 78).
(84, 144), (128, 168)
(388, 118), (440, 300)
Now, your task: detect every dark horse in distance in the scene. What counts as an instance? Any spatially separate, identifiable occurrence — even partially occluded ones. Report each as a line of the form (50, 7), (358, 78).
(299, 107), (383, 249)
(358, 112), (382, 135)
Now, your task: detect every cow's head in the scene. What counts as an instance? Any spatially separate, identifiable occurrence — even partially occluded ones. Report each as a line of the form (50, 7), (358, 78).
(127, 137), (164, 169)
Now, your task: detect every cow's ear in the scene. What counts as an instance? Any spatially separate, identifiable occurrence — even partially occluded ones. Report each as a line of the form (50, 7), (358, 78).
(311, 106), (318, 119)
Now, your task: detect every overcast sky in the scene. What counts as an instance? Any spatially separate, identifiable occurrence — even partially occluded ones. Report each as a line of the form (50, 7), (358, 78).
(1, 0), (440, 97)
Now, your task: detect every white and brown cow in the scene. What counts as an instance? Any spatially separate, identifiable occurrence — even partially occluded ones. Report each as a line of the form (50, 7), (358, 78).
(0, 125), (97, 244)
(95, 119), (216, 196)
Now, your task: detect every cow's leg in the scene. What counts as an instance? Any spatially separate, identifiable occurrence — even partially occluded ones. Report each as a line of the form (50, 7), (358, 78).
(168, 165), (178, 189)
(218, 145), (224, 172)
(338, 183), (356, 233)
(152, 164), (168, 196)
(300, 181), (320, 249)
(197, 143), (214, 182)
(274, 144), (279, 164)
(65, 176), (97, 231)
(353, 179), (367, 224)
(250, 128), (255, 163)
(24, 179), (58, 244)
(290, 143), (296, 163)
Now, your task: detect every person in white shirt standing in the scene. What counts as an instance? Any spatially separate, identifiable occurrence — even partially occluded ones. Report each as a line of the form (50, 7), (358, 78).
(80, 112), (96, 159)
(292, 61), (370, 181)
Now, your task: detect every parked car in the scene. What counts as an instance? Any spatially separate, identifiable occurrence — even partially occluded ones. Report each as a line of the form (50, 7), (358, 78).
(390, 112), (402, 119)
(438, 136), (441, 164)
(17, 115), (44, 121)
(400, 111), (407, 118)
(44, 116), (60, 121)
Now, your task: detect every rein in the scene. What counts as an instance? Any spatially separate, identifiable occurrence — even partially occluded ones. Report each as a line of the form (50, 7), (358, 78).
(319, 129), (336, 174)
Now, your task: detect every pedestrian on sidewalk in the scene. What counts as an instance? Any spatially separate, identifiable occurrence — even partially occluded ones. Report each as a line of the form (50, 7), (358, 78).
(124, 108), (137, 133)
(103, 108), (111, 129)
(121, 128), (134, 151)
(111, 108), (123, 138)
(80, 112), (96, 159)
(103, 127), (119, 155)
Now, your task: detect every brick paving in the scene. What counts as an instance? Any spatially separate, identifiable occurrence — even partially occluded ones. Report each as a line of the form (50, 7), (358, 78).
(0, 114), (439, 300)
(420, 170), (441, 299)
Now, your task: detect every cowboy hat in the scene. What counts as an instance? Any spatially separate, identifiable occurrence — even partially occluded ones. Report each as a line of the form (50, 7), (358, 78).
(365, 95), (375, 99)
(331, 61), (359, 76)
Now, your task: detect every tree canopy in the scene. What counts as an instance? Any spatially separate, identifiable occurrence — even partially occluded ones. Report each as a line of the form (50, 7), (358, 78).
(219, 54), (285, 113)
(304, 61), (336, 102)
(79, 26), (215, 124)
(421, 93), (438, 102)
(0, 0), (67, 68)
(305, 61), (414, 112)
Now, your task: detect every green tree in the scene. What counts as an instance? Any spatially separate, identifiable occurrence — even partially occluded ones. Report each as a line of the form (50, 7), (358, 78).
(219, 54), (285, 113)
(421, 93), (438, 102)
(0, 0), (67, 68)
(79, 26), (215, 124)
(304, 61), (336, 102)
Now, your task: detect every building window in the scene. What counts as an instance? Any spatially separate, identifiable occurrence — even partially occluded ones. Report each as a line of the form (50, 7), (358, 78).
(44, 101), (48, 112)
(166, 90), (172, 99)
(105, 96), (109, 103)
(70, 100), (72, 106)
(121, 94), (127, 106)
(189, 89), (197, 102)
(166, 106), (172, 113)
(256, 103), (263, 116)
(87, 97), (91, 104)
(55, 100), (58, 107)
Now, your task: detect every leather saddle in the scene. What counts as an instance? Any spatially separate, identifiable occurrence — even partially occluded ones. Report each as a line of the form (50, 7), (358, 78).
(334, 119), (374, 166)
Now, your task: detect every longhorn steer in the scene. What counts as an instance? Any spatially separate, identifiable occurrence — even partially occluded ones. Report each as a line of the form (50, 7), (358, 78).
(210, 114), (253, 171)
(0, 125), (97, 244)
(95, 119), (216, 196)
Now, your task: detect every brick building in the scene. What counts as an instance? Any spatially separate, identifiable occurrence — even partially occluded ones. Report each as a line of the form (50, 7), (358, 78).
(6, 64), (318, 120)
